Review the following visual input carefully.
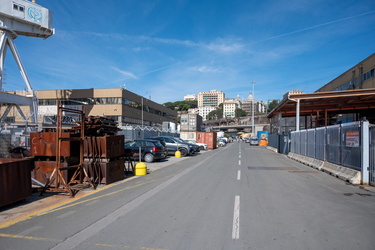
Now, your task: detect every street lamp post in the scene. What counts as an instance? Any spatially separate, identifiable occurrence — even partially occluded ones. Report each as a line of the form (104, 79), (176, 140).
(251, 81), (256, 136)
(141, 96), (144, 139)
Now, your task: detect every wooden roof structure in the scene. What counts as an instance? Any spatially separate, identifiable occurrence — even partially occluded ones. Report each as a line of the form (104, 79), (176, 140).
(268, 89), (375, 118)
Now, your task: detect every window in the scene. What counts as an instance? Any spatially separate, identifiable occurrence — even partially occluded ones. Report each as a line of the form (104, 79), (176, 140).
(3, 116), (15, 123)
(13, 3), (25, 12)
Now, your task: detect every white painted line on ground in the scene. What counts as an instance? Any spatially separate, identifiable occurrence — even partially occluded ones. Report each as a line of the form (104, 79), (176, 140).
(232, 195), (240, 240)
(18, 225), (43, 236)
(238, 160), (241, 166)
(237, 170), (241, 180)
(56, 210), (76, 219)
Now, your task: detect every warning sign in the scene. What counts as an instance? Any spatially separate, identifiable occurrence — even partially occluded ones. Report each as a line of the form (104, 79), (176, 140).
(346, 131), (360, 147)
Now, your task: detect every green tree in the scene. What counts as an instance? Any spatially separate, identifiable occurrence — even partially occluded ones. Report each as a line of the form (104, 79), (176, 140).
(235, 108), (247, 117)
(207, 109), (223, 120)
(163, 100), (198, 111)
(267, 99), (280, 113)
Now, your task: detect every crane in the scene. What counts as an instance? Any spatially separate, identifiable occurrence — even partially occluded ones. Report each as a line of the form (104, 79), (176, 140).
(0, 0), (54, 125)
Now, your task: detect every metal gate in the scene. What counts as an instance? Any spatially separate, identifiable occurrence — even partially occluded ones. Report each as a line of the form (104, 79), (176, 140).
(370, 126), (375, 186)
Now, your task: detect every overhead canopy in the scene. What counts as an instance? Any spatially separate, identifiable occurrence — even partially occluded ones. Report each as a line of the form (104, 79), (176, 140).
(268, 89), (375, 118)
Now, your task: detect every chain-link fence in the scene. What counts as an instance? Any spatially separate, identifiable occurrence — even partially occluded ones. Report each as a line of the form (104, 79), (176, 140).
(118, 125), (179, 141)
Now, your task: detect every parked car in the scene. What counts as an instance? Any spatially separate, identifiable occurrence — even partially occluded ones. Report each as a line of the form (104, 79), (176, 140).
(147, 136), (197, 156)
(174, 137), (200, 153)
(124, 139), (166, 163)
(249, 137), (259, 146)
(185, 140), (208, 150)
(218, 138), (227, 147)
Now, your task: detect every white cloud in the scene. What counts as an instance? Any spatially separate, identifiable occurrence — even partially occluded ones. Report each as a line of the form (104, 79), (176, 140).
(189, 65), (221, 73)
(204, 40), (245, 53)
(111, 67), (138, 80)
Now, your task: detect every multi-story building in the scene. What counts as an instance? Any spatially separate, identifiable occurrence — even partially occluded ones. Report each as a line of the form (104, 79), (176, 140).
(180, 113), (203, 132)
(241, 92), (266, 115)
(198, 90), (225, 107)
(1, 88), (178, 128)
(223, 99), (240, 118)
(184, 94), (197, 101)
(198, 106), (219, 121)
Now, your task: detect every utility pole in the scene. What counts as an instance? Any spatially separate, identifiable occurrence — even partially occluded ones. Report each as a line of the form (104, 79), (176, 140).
(251, 81), (256, 136)
(141, 96), (144, 139)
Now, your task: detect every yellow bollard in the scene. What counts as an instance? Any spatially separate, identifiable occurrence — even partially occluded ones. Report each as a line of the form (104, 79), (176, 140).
(175, 150), (181, 158)
(134, 162), (147, 176)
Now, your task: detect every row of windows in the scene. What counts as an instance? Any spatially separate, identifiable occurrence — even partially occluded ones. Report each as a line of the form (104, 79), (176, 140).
(38, 98), (171, 117)
(334, 68), (375, 91)
(13, 3), (25, 12)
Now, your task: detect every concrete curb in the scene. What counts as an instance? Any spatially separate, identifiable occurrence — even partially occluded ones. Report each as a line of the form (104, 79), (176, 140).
(265, 146), (278, 153)
(287, 152), (361, 185)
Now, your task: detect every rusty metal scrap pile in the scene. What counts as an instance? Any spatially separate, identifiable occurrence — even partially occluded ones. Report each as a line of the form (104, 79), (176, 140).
(31, 116), (126, 195)
(73, 116), (120, 136)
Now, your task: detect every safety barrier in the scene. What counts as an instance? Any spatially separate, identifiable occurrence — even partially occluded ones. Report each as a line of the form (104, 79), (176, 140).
(287, 152), (361, 184)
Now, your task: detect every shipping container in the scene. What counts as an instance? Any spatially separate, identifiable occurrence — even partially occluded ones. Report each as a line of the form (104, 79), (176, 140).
(196, 132), (217, 149)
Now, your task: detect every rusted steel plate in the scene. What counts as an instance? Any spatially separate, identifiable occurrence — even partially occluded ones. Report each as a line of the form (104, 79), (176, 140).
(84, 135), (124, 158)
(0, 158), (33, 207)
(98, 135), (124, 158)
(83, 158), (124, 185)
(30, 132), (79, 157)
(33, 161), (68, 187)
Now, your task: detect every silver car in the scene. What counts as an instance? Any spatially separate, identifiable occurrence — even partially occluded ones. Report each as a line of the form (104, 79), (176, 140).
(249, 137), (259, 146)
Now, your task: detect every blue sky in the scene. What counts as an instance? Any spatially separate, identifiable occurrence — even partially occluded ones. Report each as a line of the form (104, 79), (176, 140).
(3, 0), (375, 104)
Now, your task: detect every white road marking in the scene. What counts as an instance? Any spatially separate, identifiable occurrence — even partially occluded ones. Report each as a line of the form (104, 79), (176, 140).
(232, 195), (240, 239)
(237, 170), (241, 180)
(56, 210), (76, 219)
(239, 160), (241, 166)
(19, 225), (43, 236)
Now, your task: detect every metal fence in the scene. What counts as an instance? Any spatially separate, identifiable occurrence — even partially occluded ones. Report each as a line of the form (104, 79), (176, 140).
(291, 121), (362, 171)
(118, 125), (179, 141)
(370, 125), (375, 186)
(268, 133), (290, 154)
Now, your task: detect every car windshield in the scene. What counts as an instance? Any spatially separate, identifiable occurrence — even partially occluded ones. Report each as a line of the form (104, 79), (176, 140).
(125, 141), (136, 147)
(174, 138), (186, 143)
(152, 141), (163, 147)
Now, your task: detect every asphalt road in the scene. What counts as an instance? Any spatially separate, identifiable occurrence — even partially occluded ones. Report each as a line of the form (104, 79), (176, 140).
(1, 142), (375, 250)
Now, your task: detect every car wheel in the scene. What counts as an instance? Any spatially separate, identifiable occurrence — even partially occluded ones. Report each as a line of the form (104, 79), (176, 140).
(144, 153), (154, 163)
(179, 148), (188, 157)
(199, 146), (204, 150)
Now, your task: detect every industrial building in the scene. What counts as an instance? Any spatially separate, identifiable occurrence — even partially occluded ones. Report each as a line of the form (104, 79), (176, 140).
(268, 53), (375, 133)
(316, 53), (375, 92)
(1, 88), (178, 128)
